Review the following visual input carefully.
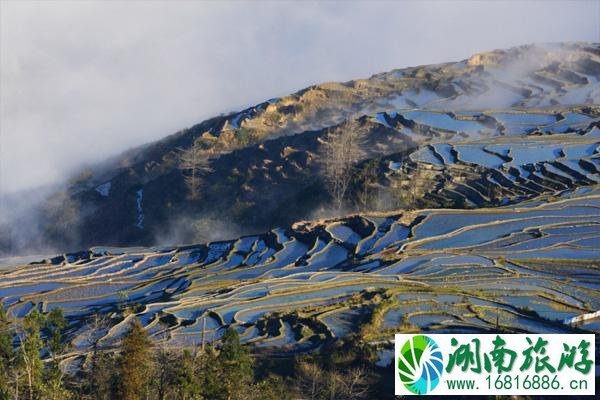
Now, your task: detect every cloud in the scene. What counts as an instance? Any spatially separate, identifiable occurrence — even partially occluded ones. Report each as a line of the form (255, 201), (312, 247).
(1, 0), (598, 194)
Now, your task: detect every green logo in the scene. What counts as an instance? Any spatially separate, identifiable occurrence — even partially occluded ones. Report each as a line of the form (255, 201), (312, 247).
(397, 335), (444, 394)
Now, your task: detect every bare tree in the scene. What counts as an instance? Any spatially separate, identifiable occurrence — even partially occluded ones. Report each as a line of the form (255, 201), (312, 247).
(339, 368), (369, 400)
(296, 362), (324, 400)
(387, 158), (413, 210)
(82, 314), (110, 355)
(154, 334), (174, 400)
(178, 140), (212, 200)
(296, 362), (370, 400)
(81, 314), (112, 400)
(355, 161), (378, 212)
(327, 369), (343, 400)
(320, 120), (366, 210)
(390, 160), (425, 210)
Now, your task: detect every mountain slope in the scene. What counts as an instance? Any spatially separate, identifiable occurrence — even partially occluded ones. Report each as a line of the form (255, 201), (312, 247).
(2, 41), (600, 372)
(3, 186), (599, 371)
(2, 42), (599, 255)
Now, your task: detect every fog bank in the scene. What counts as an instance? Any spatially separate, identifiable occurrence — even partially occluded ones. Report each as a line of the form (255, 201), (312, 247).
(1, 0), (598, 194)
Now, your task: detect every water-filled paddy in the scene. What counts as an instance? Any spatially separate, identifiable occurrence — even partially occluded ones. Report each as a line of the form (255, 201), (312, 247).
(2, 187), (598, 354)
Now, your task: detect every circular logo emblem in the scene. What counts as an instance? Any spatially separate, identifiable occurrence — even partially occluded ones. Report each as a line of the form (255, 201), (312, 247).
(397, 335), (444, 394)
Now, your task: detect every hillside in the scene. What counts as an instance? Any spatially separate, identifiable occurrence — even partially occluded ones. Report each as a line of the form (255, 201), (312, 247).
(2, 40), (600, 390)
(2, 42), (599, 255)
(4, 186), (599, 372)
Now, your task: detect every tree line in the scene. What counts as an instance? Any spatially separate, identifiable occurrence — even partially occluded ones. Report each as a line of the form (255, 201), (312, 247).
(0, 307), (382, 400)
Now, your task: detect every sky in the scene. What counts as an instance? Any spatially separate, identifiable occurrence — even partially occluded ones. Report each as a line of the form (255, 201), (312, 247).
(1, 0), (599, 195)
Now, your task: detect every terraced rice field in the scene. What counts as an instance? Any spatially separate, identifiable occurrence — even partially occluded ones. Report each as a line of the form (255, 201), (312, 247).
(367, 108), (600, 209)
(2, 43), (600, 372)
(2, 187), (599, 369)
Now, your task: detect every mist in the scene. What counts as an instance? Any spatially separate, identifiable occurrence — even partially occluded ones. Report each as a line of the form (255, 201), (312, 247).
(1, 0), (598, 196)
